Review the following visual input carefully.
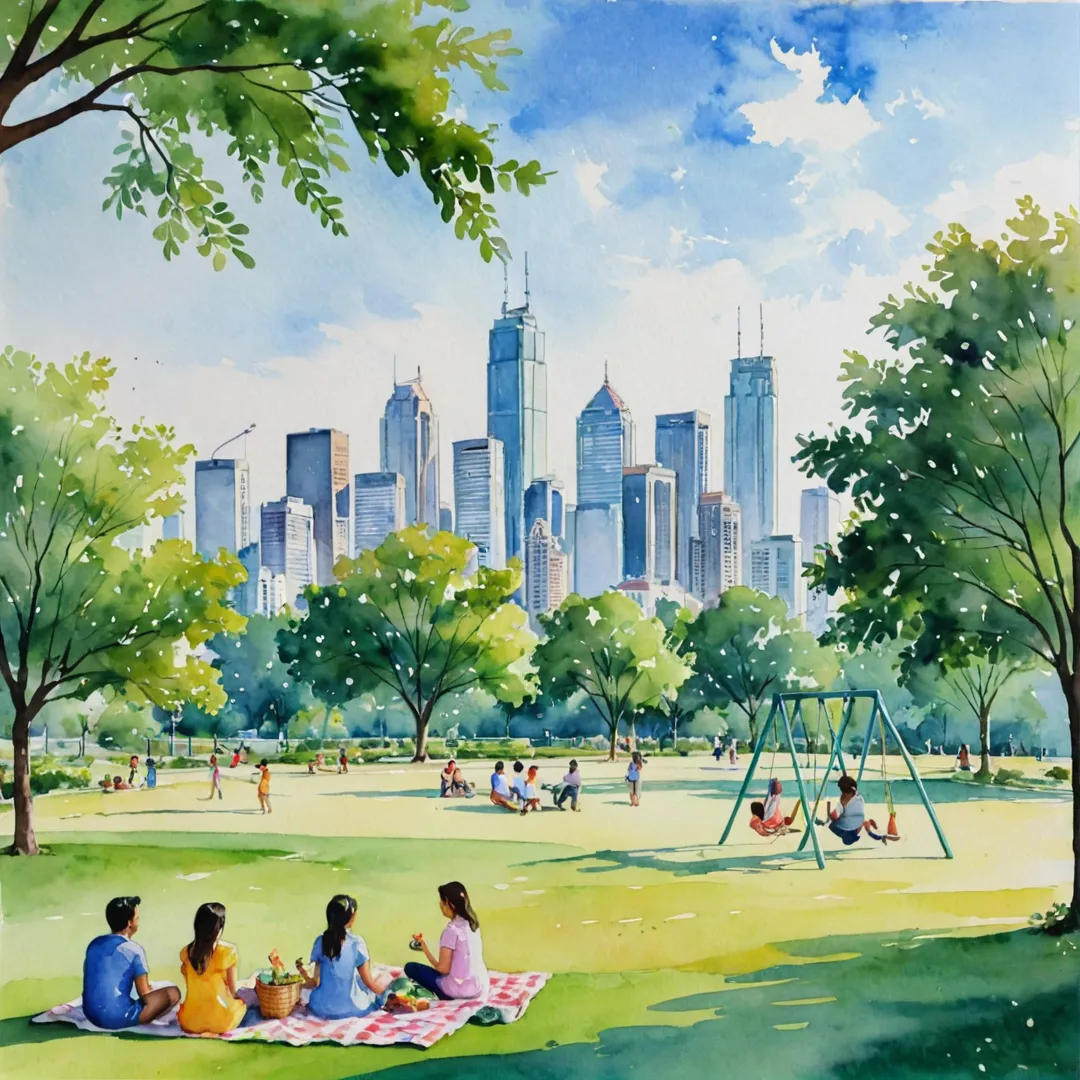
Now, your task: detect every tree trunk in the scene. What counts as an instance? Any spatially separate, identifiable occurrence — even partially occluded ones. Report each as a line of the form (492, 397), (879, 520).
(607, 711), (620, 762)
(1061, 664), (1080, 932)
(412, 701), (434, 762)
(9, 705), (39, 855)
(975, 707), (992, 779)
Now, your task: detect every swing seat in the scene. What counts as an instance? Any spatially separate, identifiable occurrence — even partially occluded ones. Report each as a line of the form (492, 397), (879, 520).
(886, 812), (900, 839)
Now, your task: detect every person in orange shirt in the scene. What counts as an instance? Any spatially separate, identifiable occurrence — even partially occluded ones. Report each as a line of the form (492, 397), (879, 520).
(177, 902), (246, 1035)
(256, 759), (272, 814)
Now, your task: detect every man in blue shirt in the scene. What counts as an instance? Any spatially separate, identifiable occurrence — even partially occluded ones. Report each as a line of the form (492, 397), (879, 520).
(82, 896), (179, 1029)
(489, 760), (516, 811)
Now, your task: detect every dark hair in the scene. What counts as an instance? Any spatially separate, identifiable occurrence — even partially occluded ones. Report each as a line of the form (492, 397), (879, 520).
(750, 801), (766, 818)
(837, 775), (858, 794)
(569, 759), (578, 771)
(322, 894), (357, 962)
(259, 758), (269, 767)
(439, 881), (479, 932)
(105, 896), (141, 933)
(513, 760), (524, 773)
(631, 751), (643, 765)
(494, 761), (504, 772)
(187, 902), (227, 976)
(113, 775), (122, 784)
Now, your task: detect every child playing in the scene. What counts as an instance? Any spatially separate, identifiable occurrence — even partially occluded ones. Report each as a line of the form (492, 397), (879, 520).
(207, 754), (222, 801)
(338, 747), (349, 775)
(256, 759), (272, 814)
(489, 762), (516, 811)
(625, 751), (645, 806)
(229, 746), (241, 769)
(509, 760), (527, 807)
(145, 757), (157, 790)
(749, 800), (796, 837)
(826, 775), (895, 846)
(556, 760), (582, 811)
(521, 766), (541, 815)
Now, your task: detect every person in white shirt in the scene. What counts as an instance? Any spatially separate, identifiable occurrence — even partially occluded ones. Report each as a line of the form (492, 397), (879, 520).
(489, 761), (516, 811)
(509, 760), (527, 807)
(556, 760), (582, 811)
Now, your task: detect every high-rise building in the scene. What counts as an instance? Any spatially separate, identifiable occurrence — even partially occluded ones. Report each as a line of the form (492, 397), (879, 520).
(694, 492), (741, 604)
(622, 465), (677, 584)
(524, 518), (568, 622)
(195, 458), (251, 560)
(574, 373), (634, 595)
(162, 511), (185, 541)
(260, 496), (314, 609)
(801, 485), (842, 636)
(487, 270), (547, 563)
(380, 373), (439, 528)
(353, 472), (406, 555)
(750, 534), (805, 620)
(255, 567), (289, 618)
(453, 437), (506, 569)
(286, 428), (349, 585)
(439, 503), (453, 534)
(235, 542), (261, 616)
(655, 411), (710, 590)
(724, 324), (778, 578)
(525, 475), (564, 541)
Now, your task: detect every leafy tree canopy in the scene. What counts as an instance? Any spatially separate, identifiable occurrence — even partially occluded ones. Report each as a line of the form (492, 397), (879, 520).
(0, 0), (549, 268)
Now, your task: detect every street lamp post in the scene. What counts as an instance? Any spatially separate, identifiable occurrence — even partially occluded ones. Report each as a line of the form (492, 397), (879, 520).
(210, 423), (256, 461)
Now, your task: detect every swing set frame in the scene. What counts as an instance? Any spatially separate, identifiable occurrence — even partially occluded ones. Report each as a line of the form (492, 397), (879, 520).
(717, 690), (953, 870)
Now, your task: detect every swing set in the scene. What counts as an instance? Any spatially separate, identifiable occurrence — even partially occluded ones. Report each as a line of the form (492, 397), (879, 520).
(718, 690), (953, 870)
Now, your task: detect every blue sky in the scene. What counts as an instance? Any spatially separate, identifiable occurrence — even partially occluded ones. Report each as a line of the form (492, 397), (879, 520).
(0, 0), (1076, 529)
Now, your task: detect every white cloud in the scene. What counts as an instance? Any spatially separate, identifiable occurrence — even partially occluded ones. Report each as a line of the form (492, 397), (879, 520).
(572, 152), (611, 213)
(739, 40), (881, 153)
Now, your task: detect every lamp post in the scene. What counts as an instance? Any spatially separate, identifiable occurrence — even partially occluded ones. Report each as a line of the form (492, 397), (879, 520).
(210, 423), (256, 461)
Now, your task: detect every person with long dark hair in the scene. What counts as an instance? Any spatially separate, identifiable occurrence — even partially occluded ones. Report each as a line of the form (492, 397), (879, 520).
(296, 895), (391, 1019)
(177, 902), (246, 1034)
(405, 882), (489, 1000)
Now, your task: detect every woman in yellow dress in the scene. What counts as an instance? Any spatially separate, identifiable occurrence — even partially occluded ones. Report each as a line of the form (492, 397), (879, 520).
(177, 902), (247, 1034)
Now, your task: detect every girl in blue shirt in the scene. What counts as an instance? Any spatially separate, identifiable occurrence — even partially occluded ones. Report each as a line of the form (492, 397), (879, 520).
(297, 895), (391, 1019)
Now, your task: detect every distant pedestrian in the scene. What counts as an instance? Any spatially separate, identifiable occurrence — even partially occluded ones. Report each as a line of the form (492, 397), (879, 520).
(208, 754), (223, 800)
(338, 747), (349, 775)
(713, 734), (723, 762)
(626, 751), (645, 807)
(728, 738), (738, 767)
(145, 757), (157, 790)
(955, 744), (971, 772)
(256, 759), (272, 814)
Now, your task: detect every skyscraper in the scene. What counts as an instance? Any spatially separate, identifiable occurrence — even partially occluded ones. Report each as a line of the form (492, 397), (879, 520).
(235, 542), (261, 616)
(453, 437), (506, 570)
(439, 503), (453, 534)
(380, 372), (439, 528)
(260, 496), (314, 608)
(525, 518), (568, 623)
(800, 485), (842, 636)
(194, 458), (250, 560)
(622, 465), (677, 584)
(525, 475), (564, 541)
(574, 372), (634, 595)
(286, 428), (349, 585)
(694, 492), (741, 605)
(353, 472), (406, 555)
(162, 511), (185, 541)
(655, 411), (710, 590)
(724, 313), (778, 579)
(750, 534), (805, 620)
(255, 567), (289, 618)
(487, 264), (547, 563)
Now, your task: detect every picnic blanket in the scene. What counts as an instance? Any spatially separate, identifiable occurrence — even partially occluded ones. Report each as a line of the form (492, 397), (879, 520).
(32, 969), (549, 1049)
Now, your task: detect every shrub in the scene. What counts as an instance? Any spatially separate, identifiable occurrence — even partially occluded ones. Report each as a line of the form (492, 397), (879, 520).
(163, 756), (205, 769)
(1045, 765), (1070, 782)
(1, 765), (92, 799)
(1029, 902), (1073, 936)
(993, 767), (1024, 785)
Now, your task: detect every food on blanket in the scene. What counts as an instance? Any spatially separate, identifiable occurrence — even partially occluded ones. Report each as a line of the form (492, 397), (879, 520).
(408, 933), (424, 952)
(384, 975), (437, 1013)
(260, 949), (303, 986)
(384, 992), (431, 1014)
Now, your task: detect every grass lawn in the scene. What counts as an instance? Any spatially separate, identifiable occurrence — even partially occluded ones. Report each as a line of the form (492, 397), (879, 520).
(0, 755), (1075, 1078)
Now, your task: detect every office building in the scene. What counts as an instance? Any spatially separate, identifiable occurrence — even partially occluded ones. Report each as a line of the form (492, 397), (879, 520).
(235, 542), (261, 616)
(572, 503), (622, 597)
(694, 492), (741, 604)
(353, 472), (406, 555)
(380, 373), (440, 528)
(525, 475), (564, 540)
(524, 518), (568, 622)
(256, 567), (289, 618)
(453, 437), (506, 569)
(487, 267), (547, 562)
(801, 486), (842, 636)
(439, 503), (453, 534)
(622, 465), (677, 584)
(162, 511), (184, 541)
(616, 579), (702, 620)
(724, 321), (778, 578)
(655, 411), (710, 590)
(286, 428), (349, 585)
(195, 458), (251, 560)
(750, 534), (805, 620)
(260, 496), (314, 609)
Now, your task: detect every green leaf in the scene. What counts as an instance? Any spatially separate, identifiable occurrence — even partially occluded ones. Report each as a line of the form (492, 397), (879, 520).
(233, 249), (256, 269)
(212, 251), (227, 272)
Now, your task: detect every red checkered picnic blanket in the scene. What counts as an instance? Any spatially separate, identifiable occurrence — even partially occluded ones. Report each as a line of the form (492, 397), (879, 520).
(32, 969), (550, 1049)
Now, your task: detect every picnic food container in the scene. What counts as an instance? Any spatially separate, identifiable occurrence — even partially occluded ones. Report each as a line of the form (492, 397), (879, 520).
(255, 976), (301, 1019)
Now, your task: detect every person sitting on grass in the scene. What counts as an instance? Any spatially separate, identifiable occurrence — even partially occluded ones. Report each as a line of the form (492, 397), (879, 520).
(112, 774), (131, 791)
(520, 766), (541, 815)
(489, 761), (517, 811)
(555, 760), (582, 811)
(406, 882), (489, 1001)
(177, 902), (246, 1035)
(509, 760), (527, 807)
(82, 896), (180, 1030)
(955, 743), (972, 772)
(296, 894), (391, 1019)
(439, 760), (456, 797)
(825, 775), (895, 846)
(451, 764), (474, 798)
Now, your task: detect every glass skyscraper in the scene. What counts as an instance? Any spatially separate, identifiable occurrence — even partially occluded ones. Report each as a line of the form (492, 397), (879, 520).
(260, 496), (314, 610)
(622, 465), (676, 584)
(194, 457), (250, 560)
(380, 373), (439, 528)
(487, 289), (547, 563)
(750, 534), (805, 620)
(655, 410), (710, 590)
(525, 475), (564, 541)
(453, 437), (506, 570)
(800, 485), (842, 636)
(353, 472), (406, 555)
(286, 428), (350, 586)
(724, 354), (778, 578)
(693, 492), (741, 605)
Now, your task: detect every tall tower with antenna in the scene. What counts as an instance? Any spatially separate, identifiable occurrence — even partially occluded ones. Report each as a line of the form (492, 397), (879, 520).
(724, 303), (778, 580)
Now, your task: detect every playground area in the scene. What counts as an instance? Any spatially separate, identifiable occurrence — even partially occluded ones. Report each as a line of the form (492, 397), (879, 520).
(0, 742), (1076, 1079)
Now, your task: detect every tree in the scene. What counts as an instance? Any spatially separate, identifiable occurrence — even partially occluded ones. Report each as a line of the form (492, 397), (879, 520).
(534, 592), (692, 761)
(654, 598), (697, 747)
(0, 347), (244, 854)
(211, 613), (310, 742)
(683, 587), (839, 746)
(277, 527), (536, 761)
(0, 1), (548, 269)
(797, 201), (1079, 927)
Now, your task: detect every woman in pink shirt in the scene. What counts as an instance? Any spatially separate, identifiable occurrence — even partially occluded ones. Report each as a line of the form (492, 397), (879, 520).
(405, 881), (489, 1000)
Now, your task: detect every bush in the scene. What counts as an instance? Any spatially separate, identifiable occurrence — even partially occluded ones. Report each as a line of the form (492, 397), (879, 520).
(993, 767), (1024, 785)
(1045, 765), (1070, 782)
(1, 764), (92, 799)
(163, 756), (205, 769)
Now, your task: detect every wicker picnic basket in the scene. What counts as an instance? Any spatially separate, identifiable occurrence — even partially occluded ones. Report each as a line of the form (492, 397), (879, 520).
(254, 977), (301, 1019)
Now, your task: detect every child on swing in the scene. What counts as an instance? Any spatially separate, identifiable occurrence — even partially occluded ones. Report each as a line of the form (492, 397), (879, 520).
(748, 778), (798, 836)
(826, 775), (898, 846)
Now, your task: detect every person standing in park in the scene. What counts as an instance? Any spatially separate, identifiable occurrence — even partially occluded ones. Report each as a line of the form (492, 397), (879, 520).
(626, 751), (645, 807)
(207, 754), (223, 801)
(713, 734), (723, 762)
(256, 759), (272, 814)
(556, 760), (582, 811)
